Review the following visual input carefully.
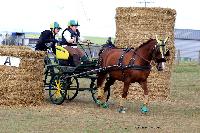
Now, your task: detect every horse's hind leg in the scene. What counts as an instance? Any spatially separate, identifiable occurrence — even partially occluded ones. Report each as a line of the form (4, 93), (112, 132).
(139, 80), (149, 113)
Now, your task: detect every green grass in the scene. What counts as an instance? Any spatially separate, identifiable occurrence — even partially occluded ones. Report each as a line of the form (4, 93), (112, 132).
(25, 34), (40, 39)
(84, 36), (114, 45)
(174, 61), (200, 73)
(171, 62), (200, 103)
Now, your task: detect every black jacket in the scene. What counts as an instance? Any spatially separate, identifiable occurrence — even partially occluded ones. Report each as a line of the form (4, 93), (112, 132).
(35, 30), (57, 53)
(102, 40), (115, 48)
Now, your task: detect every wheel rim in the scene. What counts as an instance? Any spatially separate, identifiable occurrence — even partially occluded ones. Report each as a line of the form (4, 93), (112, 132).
(49, 74), (67, 105)
(91, 87), (98, 103)
(65, 77), (79, 100)
(91, 87), (110, 103)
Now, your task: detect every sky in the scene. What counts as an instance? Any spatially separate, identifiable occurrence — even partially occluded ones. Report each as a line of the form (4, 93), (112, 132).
(0, 0), (199, 37)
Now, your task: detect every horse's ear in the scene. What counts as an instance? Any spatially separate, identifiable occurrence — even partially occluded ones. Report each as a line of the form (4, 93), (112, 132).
(164, 37), (169, 43)
(156, 35), (161, 44)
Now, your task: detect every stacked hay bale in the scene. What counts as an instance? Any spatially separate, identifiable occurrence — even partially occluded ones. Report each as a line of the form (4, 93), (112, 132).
(113, 7), (176, 101)
(0, 45), (45, 106)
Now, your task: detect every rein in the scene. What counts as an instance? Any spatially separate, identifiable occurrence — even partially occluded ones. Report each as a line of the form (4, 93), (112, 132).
(133, 51), (151, 64)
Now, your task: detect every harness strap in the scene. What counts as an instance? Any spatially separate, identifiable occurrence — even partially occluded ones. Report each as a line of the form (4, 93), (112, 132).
(127, 65), (151, 71)
(74, 64), (151, 77)
(118, 48), (133, 67)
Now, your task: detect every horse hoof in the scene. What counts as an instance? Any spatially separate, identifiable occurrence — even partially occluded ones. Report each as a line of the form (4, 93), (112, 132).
(118, 107), (126, 113)
(101, 102), (109, 109)
(96, 100), (102, 105)
(140, 105), (149, 113)
(119, 110), (126, 113)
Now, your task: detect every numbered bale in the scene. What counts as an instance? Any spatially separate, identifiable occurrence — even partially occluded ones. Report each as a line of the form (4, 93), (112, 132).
(0, 45), (46, 106)
(113, 7), (176, 101)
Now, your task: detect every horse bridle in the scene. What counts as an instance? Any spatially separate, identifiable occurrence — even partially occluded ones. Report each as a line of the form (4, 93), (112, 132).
(152, 41), (168, 63)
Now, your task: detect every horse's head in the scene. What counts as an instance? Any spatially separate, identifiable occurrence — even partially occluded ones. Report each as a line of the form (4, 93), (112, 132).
(153, 36), (170, 71)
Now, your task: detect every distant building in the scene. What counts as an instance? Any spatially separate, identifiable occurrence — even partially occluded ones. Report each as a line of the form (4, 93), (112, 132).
(11, 32), (25, 45)
(0, 34), (3, 44)
(175, 29), (200, 61)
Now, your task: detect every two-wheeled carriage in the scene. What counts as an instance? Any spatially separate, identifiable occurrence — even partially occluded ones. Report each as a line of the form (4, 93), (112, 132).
(44, 43), (109, 105)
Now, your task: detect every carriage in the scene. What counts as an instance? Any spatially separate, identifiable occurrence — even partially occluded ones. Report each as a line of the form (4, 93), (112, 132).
(44, 42), (109, 105)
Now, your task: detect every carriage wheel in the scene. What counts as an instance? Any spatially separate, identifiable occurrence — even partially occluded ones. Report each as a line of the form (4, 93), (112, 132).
(90, 78), (110, 103)
(44, 57), (56, 86)
(49, 74), (67, 105)
(91, 86), (98, 103)
(91, 88), (110, 103)
(44, 67), (53, 86)
(65, 76), (79, 101)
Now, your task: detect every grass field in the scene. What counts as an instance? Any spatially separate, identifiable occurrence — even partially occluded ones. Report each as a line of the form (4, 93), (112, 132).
(84, 36), (113, 45)
(0, 62), (200, 132)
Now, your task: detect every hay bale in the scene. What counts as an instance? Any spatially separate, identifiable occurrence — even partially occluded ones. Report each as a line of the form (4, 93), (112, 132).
(0, 46), (46, 106)
(113, 7), (176, 101)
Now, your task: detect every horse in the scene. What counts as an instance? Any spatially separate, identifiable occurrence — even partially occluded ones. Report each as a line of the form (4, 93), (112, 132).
(96, 36), (169, 113)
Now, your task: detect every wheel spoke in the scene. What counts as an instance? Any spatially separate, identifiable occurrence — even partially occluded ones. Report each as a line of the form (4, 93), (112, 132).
(65, 77), (79, 100)
(49, 74), (67, 105)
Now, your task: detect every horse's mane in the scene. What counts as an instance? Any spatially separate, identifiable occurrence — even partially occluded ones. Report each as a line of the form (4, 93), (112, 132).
(134, 38), (155, 51)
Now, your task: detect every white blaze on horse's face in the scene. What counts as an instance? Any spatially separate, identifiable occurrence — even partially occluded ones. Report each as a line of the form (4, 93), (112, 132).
(155, 36), (168, 71)
(160, 41), (165, 70)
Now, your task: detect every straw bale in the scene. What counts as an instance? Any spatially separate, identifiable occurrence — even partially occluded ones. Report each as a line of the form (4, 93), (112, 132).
(0, 45), (32, 50)
(113, 7), (176, 101)
(0, 45), (45, 106)
(0, 45), (45, 59)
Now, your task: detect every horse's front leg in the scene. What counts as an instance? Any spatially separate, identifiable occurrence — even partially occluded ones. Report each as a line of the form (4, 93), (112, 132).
(139, 80), (149, 113)
(118, 81), (130, 113)
(96, 73), (107, 106)
(97, 77), (115, 108)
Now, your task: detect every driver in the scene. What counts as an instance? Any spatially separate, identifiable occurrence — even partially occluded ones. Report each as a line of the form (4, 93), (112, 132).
(61, 19), (90, 66)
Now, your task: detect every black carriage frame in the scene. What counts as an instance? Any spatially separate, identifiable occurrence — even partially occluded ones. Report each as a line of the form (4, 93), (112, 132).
(44, 43), (110, 105)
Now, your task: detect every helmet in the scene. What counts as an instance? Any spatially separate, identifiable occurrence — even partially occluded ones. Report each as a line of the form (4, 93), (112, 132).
(50, 22), (62, 29)
(68, 20), (80, 26)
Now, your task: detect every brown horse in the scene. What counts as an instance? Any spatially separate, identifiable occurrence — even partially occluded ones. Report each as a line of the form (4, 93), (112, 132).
(96, 37), (169, 113)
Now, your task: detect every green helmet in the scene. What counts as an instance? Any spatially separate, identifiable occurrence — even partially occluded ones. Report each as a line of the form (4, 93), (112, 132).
(50, 22), (62, 29)
(68, 20), (80, 26)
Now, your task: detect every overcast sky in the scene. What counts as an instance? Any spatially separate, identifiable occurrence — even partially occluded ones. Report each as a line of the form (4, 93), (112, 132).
(0, 0), (199, 37)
